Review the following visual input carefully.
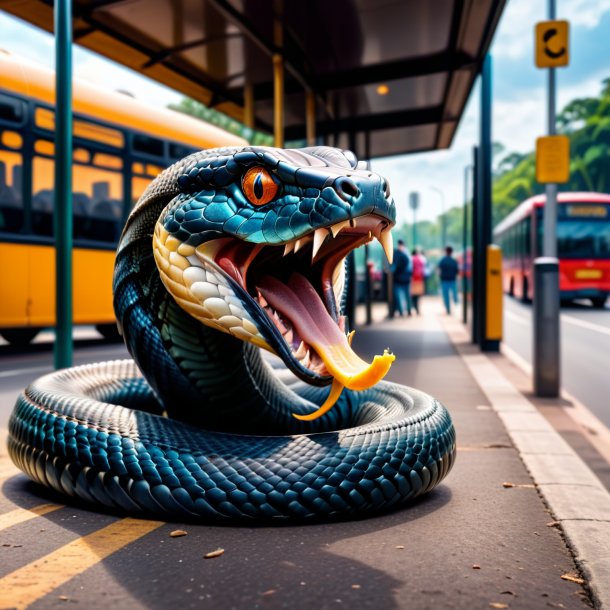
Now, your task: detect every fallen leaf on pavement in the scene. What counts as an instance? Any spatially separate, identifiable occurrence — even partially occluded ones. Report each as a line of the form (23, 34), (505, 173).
(204, 548), (225, 559)
(170, 530), (187, 537)
(561, 573), (584, 584)
(489, 603), (509, 609)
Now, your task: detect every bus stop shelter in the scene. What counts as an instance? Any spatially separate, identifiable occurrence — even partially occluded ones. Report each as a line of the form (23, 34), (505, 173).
(4, 0), (505, 158)
(1, 0), (506, 362)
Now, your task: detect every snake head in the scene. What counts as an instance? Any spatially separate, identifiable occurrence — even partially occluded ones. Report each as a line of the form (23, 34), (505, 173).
(153, 146), (396, 397)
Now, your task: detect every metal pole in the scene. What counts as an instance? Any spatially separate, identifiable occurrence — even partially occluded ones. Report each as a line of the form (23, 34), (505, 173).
(533, 0), (560, 396)
(306, 89), (316, 146)
(272, 1), (284, 148)
(477, 55), (496, 351)
(462, 163), (471, 324)
(243, 81), (255, 129)
(472, 146), (480, 344)
(54, 0), (73, 369)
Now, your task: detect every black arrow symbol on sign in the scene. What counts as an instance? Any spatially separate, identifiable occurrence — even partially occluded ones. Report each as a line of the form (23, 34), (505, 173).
(543, 28), (566, 59)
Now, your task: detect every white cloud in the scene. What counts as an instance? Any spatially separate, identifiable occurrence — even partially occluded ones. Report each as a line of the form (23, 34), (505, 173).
(568, 0), (610, 28)
(491, 0), (543, 61)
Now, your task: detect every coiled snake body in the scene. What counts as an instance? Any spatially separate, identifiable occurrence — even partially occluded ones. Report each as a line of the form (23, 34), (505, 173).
(8, 147), (455, 520)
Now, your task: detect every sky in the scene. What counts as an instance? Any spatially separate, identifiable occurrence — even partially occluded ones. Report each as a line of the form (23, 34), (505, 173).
(1, 1), (609, 226)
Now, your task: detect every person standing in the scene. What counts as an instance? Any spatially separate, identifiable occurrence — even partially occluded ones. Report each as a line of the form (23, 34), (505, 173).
(392, 239), (412, 316)
(438, 245), (459, 314)
(410, 248), (427, 315)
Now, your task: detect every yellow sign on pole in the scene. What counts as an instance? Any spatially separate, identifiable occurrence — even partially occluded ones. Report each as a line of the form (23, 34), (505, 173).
(535, 20), (569, 68)
(536, 135), (570, 183)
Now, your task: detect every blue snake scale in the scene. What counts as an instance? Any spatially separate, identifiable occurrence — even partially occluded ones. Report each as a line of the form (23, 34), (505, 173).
(8, 147), (456, 520)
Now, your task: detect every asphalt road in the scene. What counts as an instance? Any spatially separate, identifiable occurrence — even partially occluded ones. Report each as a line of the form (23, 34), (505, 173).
(0, 330), (130, 432)
(503, 295), (610, 428)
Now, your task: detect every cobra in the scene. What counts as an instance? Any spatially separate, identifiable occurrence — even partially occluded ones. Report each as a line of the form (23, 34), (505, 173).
(8, 147), (456, 520)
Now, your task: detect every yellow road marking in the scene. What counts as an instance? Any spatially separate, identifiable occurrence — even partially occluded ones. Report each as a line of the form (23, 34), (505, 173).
(0, 504), (63, 532)
(0, 517), (163, 610)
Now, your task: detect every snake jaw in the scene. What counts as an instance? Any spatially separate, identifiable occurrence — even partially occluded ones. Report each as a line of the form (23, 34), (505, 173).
(153, 211), (394, 389)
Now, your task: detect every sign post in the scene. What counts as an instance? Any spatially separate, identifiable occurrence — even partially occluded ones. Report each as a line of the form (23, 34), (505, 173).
(533, 10), (569, 397)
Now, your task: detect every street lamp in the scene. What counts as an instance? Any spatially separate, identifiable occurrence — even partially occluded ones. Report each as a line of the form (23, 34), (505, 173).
(428, 186), (446, 248)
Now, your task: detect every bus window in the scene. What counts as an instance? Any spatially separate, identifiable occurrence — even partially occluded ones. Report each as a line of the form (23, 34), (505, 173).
(93, 153), (122, 170)
(131, 162), (162, 206)
(0, 92), (26, 126)
(169, 142), (197, 160)
(74, 120), (124, 149)
(132, 133), (164, 158)
(132, 176), (151, 206)
(74, 148), (90, 164)
(0, 151), (23, 233)
(32, 154), (54, 236)
(524, 216), (531, 256)
(2, 131), (22, 149)
(34, 107), (55, 132)
(32, 149), (124, 241)
(73, 155), (123, 242)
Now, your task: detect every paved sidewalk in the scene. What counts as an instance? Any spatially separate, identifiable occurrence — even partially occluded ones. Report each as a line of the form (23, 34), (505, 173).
(0, 299), (607, 609)
(354, 298), (610, 609)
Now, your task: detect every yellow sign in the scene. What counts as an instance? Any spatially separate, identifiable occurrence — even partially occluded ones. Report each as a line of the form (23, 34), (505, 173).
(535, 21), (569, 68)
(536, 135), (570, 183)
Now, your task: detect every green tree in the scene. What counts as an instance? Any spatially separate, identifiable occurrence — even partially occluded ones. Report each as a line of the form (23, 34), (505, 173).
(492, 75), (610, 225)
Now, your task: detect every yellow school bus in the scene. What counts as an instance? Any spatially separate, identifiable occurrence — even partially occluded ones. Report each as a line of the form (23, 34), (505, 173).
(0, 52), (247, 344)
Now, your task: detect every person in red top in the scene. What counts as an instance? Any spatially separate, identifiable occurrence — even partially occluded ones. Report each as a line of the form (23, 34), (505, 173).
(410, 248), (427, 315)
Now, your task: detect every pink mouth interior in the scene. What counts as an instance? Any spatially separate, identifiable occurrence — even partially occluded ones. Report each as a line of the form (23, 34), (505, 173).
(257, 273), (346, 350)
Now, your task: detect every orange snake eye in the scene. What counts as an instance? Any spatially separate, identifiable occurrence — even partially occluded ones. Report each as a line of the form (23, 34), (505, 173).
(242, 167), (279, 206)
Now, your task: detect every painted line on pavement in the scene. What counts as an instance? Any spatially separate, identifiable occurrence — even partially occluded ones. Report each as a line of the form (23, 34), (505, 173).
(504, 309), (529, 326)
(0, 365), (51, 379)
(0, 504), (64, 532)
(0, 517), (164, 610)
(441, 314), (610, 610)
(561, 313), (610, 337)
(505, 304), (610, 336)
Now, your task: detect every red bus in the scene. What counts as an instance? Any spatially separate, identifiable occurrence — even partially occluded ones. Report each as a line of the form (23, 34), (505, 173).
(494, 192), (610, 308)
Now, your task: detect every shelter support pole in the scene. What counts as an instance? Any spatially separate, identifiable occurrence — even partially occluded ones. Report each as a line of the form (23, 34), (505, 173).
(272, 1), (284, 148)
(243, 82), (255, 129)
(462, 162), (472, 325)
(54, 0), (73, 369)
(474, 55), (498, 351)
(306, 89), (316, 146)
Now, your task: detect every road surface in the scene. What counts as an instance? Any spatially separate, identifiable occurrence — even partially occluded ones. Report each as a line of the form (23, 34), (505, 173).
(503, 295), (610, 428)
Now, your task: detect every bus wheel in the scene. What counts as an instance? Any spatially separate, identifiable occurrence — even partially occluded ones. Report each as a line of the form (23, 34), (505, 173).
(591, 297), (607, 309)
(0, 328), (40, 345)
(96, 323), (122, 341)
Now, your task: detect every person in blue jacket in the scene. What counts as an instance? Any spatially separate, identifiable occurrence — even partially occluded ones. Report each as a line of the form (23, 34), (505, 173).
(392, 239), (412, 316)
(438, 245), (459, 314)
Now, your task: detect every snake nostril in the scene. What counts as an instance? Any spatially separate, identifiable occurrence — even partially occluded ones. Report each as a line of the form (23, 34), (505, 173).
(382, 178), (390, 198)
(335, 177), (360, 202)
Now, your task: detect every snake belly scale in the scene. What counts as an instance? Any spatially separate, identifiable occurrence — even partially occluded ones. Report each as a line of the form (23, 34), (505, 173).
(8, 147), (456, 520)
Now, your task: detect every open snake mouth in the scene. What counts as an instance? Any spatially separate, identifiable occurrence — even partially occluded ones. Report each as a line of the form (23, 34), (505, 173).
(153, 213), (396, 419)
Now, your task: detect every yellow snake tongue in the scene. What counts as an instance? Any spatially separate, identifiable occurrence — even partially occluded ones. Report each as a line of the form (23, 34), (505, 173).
(257, 272), (395, 403)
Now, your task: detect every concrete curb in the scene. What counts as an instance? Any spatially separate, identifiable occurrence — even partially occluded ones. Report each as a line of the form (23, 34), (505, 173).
(442, 315), (610, 610)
